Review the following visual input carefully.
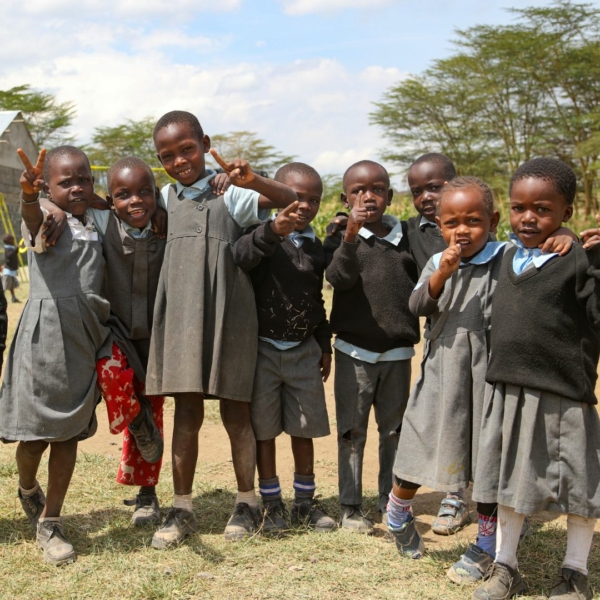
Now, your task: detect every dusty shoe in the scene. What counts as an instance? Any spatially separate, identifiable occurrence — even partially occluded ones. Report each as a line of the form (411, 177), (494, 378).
(18, 485), (46, 527)
(124, 492), (161, 526)
(388, 515), (425, 559)
(151, 507), (197, 549)
(128, 396), (163, 464)
(432, 496), (471, 535)
(36, 519), (76, 565)
(340, 505), (374, 534)
(292, 498), (336, 532)
(261, 499), (289, 537)
(473, 562), (525, 600)
(549, 568), (592, 600)
(380, 509), (388, 527)
(224, 503), (260, 541)
(447, 543), (493, 584)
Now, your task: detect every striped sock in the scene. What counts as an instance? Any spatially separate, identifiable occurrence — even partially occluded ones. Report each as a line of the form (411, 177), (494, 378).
(293, 473), (316, 500)
(259, 477), (282, 502)
(386, 491), (413, 529)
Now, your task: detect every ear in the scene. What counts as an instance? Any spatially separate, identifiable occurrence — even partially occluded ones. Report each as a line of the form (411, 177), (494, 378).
(156, 153), (164, 166)
(387, 187), (393, 206)
(105, 194), (115, 209)
(154, 186), (161, 201)
(42, 181), (50, 198)
(563, 204), (574, 223)
(341, 192), (349, 209)
(490, 210), (500, 234)
(435, 215), (441, 228)
(202, 135), (211, 153)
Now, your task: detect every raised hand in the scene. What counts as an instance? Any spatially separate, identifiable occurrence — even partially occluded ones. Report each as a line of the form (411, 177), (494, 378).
(210, 172), (231, 196)
(270, 201), (299, 237)
(18, 148), (46, 199)
(344, 192), (368, 242)
(210, 148), (255, 188)
(438, 232), (462, 278)
(581, 214), (600, 250)
(326, 214), (348, 237)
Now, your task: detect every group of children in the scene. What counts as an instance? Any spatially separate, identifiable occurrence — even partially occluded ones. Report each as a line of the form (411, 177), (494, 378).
(0, 108), (599, 600)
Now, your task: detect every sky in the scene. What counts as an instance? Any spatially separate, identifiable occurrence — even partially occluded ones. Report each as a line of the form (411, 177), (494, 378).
(0, 0), (590, 179)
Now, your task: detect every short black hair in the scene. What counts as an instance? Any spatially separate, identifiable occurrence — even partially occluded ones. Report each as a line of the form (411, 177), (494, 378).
(275, 162), (322, 187)
(2, 234), (14, 245)
(107, 156), (156, 193)
(409, 153), (457, 181)
(153, 110), (204, 144)
(43, 145), (91, 181)
(509, 157), (577, 205)
(439, 176), (495, 215)
(342, 160), (390, 190)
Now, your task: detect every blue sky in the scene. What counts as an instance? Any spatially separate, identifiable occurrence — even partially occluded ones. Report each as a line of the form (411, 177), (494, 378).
(0, 0), (595, 178)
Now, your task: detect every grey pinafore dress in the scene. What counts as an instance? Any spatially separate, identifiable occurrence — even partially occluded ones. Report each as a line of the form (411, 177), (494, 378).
(146, 185), (258, 401)
(0, 220), (111, 442)
(393, 242), (506, 491)
(102, 214), (166, 382)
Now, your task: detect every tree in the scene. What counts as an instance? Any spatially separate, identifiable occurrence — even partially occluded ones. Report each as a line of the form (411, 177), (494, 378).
(0, 84), (75, 147)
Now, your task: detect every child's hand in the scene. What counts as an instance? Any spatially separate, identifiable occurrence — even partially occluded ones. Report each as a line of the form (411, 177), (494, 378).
(327, 214), (348, 237)
(17, 148), (46, 200)
(270, 201), (299, 237)
(41, 212), (67, 247)
(320, 352), (332, 382)
(539, 234), (574, 255)
(151, 205), (168, 239)
(211, 172), (231, 196)
(344, 192), (368, 242)
(210, 148), (255, 188)
(438, 233), (462, 278)
(581, 214), (600, 250)
(91, 193), (110, 210)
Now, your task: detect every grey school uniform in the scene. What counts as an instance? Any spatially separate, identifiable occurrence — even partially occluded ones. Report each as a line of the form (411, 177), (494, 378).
(146, 184), (259, 401)
(0, 217), (111, 442)
(393, 242), (506, 491)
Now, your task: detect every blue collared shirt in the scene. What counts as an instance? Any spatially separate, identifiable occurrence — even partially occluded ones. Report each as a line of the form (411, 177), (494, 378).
(419, 216), (437, 230)
(509, 234), (559, 275)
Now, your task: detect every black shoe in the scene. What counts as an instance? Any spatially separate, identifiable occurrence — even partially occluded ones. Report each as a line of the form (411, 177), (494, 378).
(473, 562), (525, 600)
(549, 567), (592, 600)
(261, 498), (289, 536)
(124, 492), (161, 526)
(224, 502), (260, 541)
(151, 507), (197, 549)
(128, 396), (163, 464)
(18, 485), (46, 527)
(292, 498), (336, 532)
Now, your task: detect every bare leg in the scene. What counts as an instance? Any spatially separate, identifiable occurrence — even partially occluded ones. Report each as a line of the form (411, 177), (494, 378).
(256, 439), (276, 481)
(172, 393), (204, 495)
(42, 436), (78, 518)
(291, 437), (314, 476)
(392, 479), (419, 501)
(220, 399), (255, 492)
(16, 440), (49, 489)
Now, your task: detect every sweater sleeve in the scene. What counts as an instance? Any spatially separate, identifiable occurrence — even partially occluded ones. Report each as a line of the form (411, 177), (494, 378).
(408, 257), (440, 317)
(0, 283), (7, 373)
(578, 244), (600, 326)
(325, 239), (361, 291)
(323, 229), (343, 266)
(233, 221), (281, 273)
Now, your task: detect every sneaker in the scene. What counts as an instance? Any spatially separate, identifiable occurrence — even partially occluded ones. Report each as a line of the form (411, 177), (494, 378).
(36, 519), (76, 565)
(11, 297), (21, 303)
(447, 543), (493, 584)
(292, 498), (336, 532)
(388, 514), (425, 559)
(340, 504), (374, 534)
(18, 486), (46, 527)
(124, 492), (160, 526)
(223, 502), (260, 541)
(473, 562), (525, 600)
(128, 396), (163, 464)
(432, 496), (471, 535)
(549, 567), (592, 600)
(261, 498), (289, 537)
(151, 507), (197, 549)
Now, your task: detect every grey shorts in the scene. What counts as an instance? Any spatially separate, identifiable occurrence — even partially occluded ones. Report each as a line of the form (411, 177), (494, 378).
(2, 275), (18, 292)
(250, 336), (331, 441)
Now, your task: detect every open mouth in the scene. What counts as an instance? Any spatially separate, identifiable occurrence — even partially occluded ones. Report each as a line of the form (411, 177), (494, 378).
(176, 167), (194, 178)
(422, 202), (435, 214)
(70, 197), (85, 203)
(519, 228), (539, 237)
(129, 208), (147, 219)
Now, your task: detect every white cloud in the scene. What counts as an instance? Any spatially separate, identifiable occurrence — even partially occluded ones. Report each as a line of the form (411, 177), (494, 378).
(279, 0), (399, 15)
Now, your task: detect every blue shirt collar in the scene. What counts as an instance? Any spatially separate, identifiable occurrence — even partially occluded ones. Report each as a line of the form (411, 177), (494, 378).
(288, 225), (316, 243)
(432, 241), (506, 270)
(509, 234), (559, 275)
(419, 215), (437, 230)
(176, 169), (216, 199)
(358, 214), (404, 246)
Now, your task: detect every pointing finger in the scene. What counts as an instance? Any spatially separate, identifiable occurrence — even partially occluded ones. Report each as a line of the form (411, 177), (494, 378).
(449, 230), (457, 248)
(356, 190), (364, 208)
(209, 148), (230, 171)
(17, 148), (34, 172)
(280, 201), (300, 216)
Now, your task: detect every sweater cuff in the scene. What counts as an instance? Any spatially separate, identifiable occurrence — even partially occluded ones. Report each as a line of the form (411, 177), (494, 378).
(315, 331), (333, 355)
(260, 220), (284, 244)
(339, 239), (359, 254)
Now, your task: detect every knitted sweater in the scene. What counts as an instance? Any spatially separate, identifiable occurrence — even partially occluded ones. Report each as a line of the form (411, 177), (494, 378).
(233, 221), (332, 354)
(405, 215), (447, 274)
(487, 244), (600, 404)
(324, 222), (420, 353)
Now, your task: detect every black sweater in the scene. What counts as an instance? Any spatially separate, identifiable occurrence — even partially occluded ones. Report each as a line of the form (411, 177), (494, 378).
(233, 221), (332, 354)
(406, 215), (447, 274)
(324, 222), (420, 353)
(487, 244), (600, 404)
(4, 245), (18, 271)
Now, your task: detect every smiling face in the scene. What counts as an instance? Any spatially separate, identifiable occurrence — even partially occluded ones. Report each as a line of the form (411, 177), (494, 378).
(509, 177), (573, 248)
(107, 166), (158, 230)
(45, 154), (94, 217)
(154, 122), (211, 186)
(407, 161), (446, 221)
(281, 171), (322, 231)
(436, 187), (499, 258)
(342, 163), (392, 224)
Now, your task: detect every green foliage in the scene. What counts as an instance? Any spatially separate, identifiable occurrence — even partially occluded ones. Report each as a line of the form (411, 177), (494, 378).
(0, 84), (75, 148)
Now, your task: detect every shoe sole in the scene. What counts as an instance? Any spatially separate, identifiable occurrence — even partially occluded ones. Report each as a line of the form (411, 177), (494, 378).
(473, 580), (525, 599)
(151, 533), (190, 550)
(136, 437), (164, 465)
(43, 550), (77, 566)
(131, 515), (161, 526)
(446, 565), (483, 585)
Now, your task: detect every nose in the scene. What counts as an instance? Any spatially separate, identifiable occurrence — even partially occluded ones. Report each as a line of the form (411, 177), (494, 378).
(297, 200), (310, 212)
(456, 223), (470, 235)
(522, 210), (536, 223)
(129, 194), (143, 205)
(174, 155), (186, 167)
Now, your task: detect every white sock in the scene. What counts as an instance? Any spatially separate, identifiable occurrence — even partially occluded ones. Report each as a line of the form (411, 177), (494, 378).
(19, 480), (40, 497)
(173, 493), (193, 512)
(495, 505), (525, 569)
(38, 516), (60, 523)
(563, 514), (596, 576)
(236, 489), (258, 508)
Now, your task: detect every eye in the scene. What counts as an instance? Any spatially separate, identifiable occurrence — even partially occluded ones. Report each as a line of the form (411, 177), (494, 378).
(469, 218), (481, 224)
(511, 205), (524, 212)
(538, 207), (550, 213)
(430, 185), (441, 191)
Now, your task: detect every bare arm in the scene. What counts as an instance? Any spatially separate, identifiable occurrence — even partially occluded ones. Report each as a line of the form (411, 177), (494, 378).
(17, 148), (46, 239)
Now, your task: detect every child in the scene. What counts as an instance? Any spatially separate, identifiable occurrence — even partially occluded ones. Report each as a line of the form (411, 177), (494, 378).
(233, 162), (335, 535)
(325, 160), (420, 533)
(472, 158), (600, 600)
(146, 111), (296, 547)
(0, 146), (112, 565)
(2, 234), (21, 303)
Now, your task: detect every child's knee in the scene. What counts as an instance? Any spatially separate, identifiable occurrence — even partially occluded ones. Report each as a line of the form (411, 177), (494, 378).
(174, 395), (204, 433)
(18, 439), (49, 457)
(220, 399), (252, 435)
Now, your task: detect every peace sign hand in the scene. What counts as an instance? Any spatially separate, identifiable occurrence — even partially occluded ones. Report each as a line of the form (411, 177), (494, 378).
(210, 148), (255, 188)
(18, 148), (46, 199)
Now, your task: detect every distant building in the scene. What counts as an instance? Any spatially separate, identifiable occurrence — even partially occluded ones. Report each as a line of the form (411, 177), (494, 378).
(0, 111), (38, 238)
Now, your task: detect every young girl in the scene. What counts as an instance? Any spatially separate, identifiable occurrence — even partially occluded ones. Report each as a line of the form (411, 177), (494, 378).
(472, 158), (600, 600)
(0, 146), (112, 565)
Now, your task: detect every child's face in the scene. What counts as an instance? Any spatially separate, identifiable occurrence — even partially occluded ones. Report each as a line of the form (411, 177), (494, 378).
(407, 162), (446, 222)
(282, 172), (322, 231)
(4, 236), (14, 246)
(45, 154), (94, 217)
(436, 187), (499, 258)
(342, 164), (392, 224)
(509, 177), (573, 248)
(155, 122), (211, 186)
(107, 166), (158, 230)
